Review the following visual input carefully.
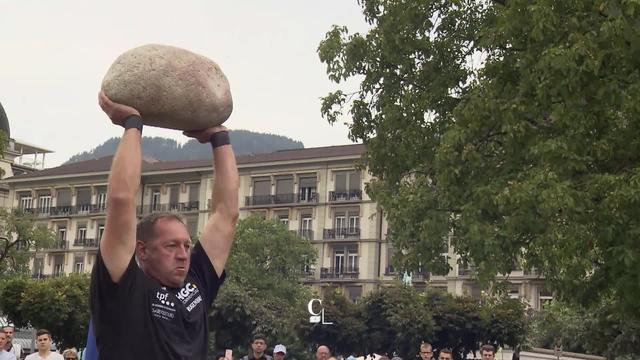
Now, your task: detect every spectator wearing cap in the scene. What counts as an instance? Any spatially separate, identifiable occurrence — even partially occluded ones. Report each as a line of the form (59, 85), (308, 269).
(273, 344), (286, 360)
(241, 334), (272, 360)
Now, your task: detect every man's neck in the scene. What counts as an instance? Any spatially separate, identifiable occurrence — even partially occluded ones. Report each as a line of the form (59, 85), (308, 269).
(39, 349), (51, 357)
(253, 352), (264, 359)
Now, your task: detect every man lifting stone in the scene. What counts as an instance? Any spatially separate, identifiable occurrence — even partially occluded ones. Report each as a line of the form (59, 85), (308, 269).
(90, 91), (239, 360)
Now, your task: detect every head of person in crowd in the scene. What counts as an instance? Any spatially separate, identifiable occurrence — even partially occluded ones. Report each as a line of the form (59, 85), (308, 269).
(35, 329), (53, 353)
(250, 334), (267, 359)
(1, 326), (14, 348)
(438, 349), (452, 360)
(0, 329), (7, 351)
(63, 348), (79, 360)
(481, 345), (495, 360)
(316, 345), (331, 360)
(216, 351), (227, 360)
(273, 344), (286, 360)
(419, 343), (433, 360)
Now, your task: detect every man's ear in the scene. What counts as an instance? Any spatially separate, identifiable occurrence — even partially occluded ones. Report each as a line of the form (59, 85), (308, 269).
(136, 240), (147, 259)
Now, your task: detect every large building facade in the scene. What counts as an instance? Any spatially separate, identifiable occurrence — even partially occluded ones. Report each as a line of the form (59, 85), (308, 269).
(1, 144), (551, 309)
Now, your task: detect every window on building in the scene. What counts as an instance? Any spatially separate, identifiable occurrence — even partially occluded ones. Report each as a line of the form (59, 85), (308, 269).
(298, 176), (317, 202)
(53, 255), (65, 276)
(386, 246), (396, 274)
(56, 189), (71, 209)
(152, 189), (161, 211)
(38, 194), (52, 214)
(77, 225), (87, 245)
(20, 194), (33, 210)
(33, 257), (44, 277)
(251, 178), (271, 205)
(58, 226), (67, 241)
(346, 286), (363, 302)
(169, 184), (180, 210)
(96, 189), (107, 211)
(188, 184), (200, 209)
(275, 177), (294, 203)
(74, 255), (85, 273)
(97, 224), (105, 242)
(300, 214), (313, 239)
(186, 216), (198, 237)
(276, 211), (289, 226)
(539, 289), (553, 309)
(76, 188), (92, 212)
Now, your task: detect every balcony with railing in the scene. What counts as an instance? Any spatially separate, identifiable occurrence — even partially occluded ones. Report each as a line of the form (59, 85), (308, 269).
(48, 240), (68, 250)
(297, 229), (314, 240)
(298, 268), (315, 281)
(319, 267), (359, 280)
(323, 228), (361, 240)
(21, 204), (108, 217)
(74, 238), (98, 248)
(328, 190), (362, 202)
(137, 201), (201, 215)
(244, 192), (319, 207)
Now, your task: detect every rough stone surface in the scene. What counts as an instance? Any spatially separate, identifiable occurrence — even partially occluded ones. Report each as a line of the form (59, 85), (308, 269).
(101, 44), (233, 131)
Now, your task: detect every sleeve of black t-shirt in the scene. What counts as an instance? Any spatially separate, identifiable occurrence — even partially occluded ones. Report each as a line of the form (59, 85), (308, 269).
(90, 251), (141, 329)
(189, 242), (226, 306)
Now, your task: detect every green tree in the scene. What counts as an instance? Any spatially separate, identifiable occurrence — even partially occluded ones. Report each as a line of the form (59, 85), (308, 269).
(0, 209), (56, 275)
(299, 288), (367, 356)
(528, 299), (640, 359)
(0, 274), (90, 349)
(209, 216), (317, 357)
(319, 0), (640, 321)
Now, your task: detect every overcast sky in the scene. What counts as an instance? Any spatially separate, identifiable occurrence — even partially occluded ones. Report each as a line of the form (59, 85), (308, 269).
(0, 0), (369, 167)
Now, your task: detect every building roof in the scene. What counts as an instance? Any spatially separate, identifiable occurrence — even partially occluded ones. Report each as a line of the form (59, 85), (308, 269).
(3, 144), (365, 181)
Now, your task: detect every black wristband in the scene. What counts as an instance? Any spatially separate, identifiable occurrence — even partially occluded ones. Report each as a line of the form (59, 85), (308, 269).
(210, 131), (230, 149)
(123, 115), (143, 132)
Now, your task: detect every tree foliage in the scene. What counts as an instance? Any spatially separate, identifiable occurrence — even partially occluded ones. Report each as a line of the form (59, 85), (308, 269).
(528, 299), (640, 359)
(0, 274), (90, 350)
(319, 0), (640, 320)
(209, 216), (317, 358)
(300, 286), (526, 360)
(0, 209), (56, 275)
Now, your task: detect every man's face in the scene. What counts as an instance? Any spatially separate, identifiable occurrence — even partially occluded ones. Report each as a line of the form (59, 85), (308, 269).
(274, 352), (285, 360)
(0, 333), (6, 349)
(438, 352), (452, 360)
(36, 334), (51, 351)
(481, 351), (494, 360)
(251, 339), (266, 355)
(138, 218), (192, 288)
(316, 346), (330, 360)
(2, 327), (13, 342)
(419, 345), (433, 360)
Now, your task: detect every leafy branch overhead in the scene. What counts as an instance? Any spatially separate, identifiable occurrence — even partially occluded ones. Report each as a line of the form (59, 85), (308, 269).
(319, 0), (640, 320)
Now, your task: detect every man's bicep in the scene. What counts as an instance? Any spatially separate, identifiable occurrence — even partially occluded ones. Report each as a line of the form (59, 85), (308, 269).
(100, 201), (137, 283)
(199, 213), (235, 277)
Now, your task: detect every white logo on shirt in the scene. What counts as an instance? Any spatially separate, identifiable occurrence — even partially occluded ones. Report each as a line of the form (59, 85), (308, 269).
(177, 282), (198, 302)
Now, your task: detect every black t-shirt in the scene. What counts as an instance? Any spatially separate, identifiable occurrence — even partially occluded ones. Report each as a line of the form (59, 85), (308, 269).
(90, 243), (226, 360)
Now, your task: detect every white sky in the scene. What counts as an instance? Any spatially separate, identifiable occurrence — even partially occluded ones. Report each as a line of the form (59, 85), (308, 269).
(0, 0), (369, 167)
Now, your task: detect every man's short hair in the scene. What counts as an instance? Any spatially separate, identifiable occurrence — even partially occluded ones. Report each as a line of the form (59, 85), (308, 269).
(440, 349), (452, 355)
(481, 345), (495, 354)
(420, 342), (432, 350)
(1, 326), (14, 331)
(251, 333), (267, 343)
(137, 213), (186, 243)
(36, 329), (51, 338)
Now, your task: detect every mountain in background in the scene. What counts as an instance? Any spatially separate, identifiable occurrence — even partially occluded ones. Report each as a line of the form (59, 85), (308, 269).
(65, 129), (304, 163)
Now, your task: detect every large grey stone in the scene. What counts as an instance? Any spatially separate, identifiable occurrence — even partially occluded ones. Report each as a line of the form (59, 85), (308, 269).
(101, 44), (232, 130)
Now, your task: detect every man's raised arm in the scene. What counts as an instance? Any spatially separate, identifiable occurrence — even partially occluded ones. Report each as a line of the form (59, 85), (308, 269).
(184, 127), (239, 276)
(98, 91), (142, 283)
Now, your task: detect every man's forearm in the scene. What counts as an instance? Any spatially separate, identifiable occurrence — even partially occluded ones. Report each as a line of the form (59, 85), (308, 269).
(108, 128), (142, 203)
(211, 144), (239, 219)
